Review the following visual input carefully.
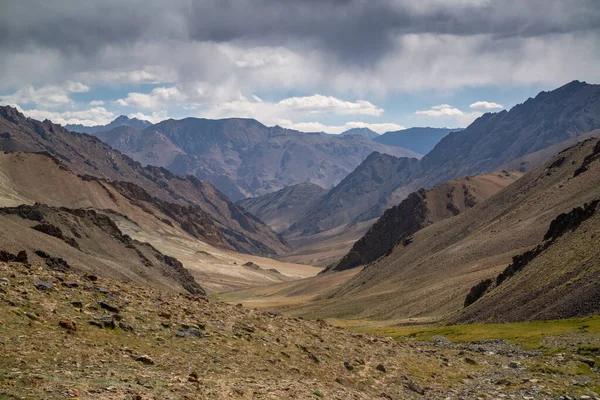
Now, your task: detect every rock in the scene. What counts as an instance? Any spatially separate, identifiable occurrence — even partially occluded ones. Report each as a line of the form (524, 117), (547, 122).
(71, 301), (83, 308)
(407, 381), (425, 395)
(90, 315), (116, 329)
(376, 364), (387, 373)
(574, 356), (596, 368)
(59, 319), (77, 332)
(94, 287), (112, 296)
(175, 329), (202, 337)
(464, 357), (478, 365)
(63, 280), (79, 288)
(34, 280), (53, 290)
(242, 261), (261, 270)
(15, 251), (28, 263)
(267, 311), (281, 317)
(86, 274), (98, 282)
(135, 355), (154, 365)
(98, 301), (119, 313)
(344, 361), (354, 371)
(508, 361), (521, 369)
(135, 376), (153, 388)
(119, 322), (135, 332)
(308, 353), (321, 363)
(335, 377), (354, 387)
(188, 371), (199, 383)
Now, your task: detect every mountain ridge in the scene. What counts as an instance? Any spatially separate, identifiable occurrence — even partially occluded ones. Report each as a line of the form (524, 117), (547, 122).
(66, 115), (152, 135)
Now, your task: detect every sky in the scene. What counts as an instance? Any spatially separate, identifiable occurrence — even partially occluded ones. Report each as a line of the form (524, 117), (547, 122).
(0, 0), (599, 134)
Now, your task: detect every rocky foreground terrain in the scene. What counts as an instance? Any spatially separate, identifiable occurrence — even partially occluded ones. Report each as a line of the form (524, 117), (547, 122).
(1, 259), (599, 399)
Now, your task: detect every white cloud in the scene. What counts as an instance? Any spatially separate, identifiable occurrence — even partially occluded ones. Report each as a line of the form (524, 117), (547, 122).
(0, 81), (91, 108)
(278, 95), (382, 116)
(65, 81), (90, 93)
(469, 101), (504, 110)
(414, 104), (482, 127)
(127, 111), (168, 124)
(20, 106), (115, 126)
(89, 100), (105, 106)
(285, 121), (405, 135)
(203, 93), (384, 122)
(415, 104), (465, 117)
(117, 86), (186, 110)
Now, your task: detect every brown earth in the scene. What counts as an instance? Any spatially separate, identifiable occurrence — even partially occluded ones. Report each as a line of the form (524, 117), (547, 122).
(1, 260), (598, 399)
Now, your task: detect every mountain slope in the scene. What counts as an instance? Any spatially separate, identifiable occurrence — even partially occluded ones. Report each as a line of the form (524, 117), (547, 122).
(420, 80), (600, 187)
(296, 136), (600, 321)
(95, 118), (418, 200)
(0, 106), (288, 256)
(286, 152), (421, 237)
(326, 171), (522, 272)
(237, 182), (327, 232)
(0, 151), (319, 292)
(455, 196), (600, 323)
(66, 115), (151, 135)
(374, 127), (458, 154)
(289, 81), (600, 237)
(0, 203), (205, 295)
(339, 127), (380, 139)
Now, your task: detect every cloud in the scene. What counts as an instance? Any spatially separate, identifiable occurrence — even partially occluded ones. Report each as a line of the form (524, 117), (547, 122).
(470, 101), (503, 110)
(89, 100), (105, 106)
(127, 111), (168, 124)
(414, 104), (482, 127)
(0, 1), (598, 96)
(19, 106), (115, 126)
(0, 81), (91, 108)
(286, 121), (405, 135)
(201, 94), (386, 126)
(415, 104), (465, 117)
(278, 95), (383, 116)
(117, 86), (186, 109)
(65, 81), (90, 93)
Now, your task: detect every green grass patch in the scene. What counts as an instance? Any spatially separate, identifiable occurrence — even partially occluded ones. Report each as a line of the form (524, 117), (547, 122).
(352, 315), (600, 350)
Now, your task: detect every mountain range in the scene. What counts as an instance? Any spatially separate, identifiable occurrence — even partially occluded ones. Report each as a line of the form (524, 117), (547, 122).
(275, 134), (600, 323)
(285, 81), (600, 240)
(339, 127), (380, 139)
(373, 127), (459, 154)
(66, 115), (151, 135)
(88, 119), (418, 201)
(0, 106), (287, 257)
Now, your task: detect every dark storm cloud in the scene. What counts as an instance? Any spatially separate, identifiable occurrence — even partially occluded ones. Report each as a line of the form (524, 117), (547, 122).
(1, 0), (599, 64)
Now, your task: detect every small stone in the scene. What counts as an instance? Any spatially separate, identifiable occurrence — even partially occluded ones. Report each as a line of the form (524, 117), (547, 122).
(176, 329), (201, 337)
(98, 301), (119, 313)
(71, 301), (83, 308)
(188, 371), (199, 382)
(508, 361), (521, 369)
(464, 357), (478, 365)
(59, 319), (77, 332)
(344, 361), (354, 371)
(376, 364), (387, 373)
(90, 315), (116, 329)
(94, 287), (112, 296)
(406, 381), (425, 395)
(86, 274), (98, 282)
(135, 355), (154, 365)
(308, 353), (321, 363)
(335, 377), (354, 387)
(34, 280), (53, 290)
(63, 281), (79, 288)
(135, 376), (153, 388)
